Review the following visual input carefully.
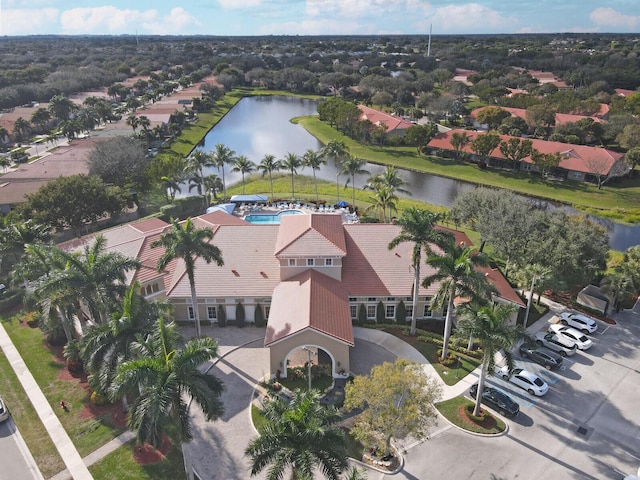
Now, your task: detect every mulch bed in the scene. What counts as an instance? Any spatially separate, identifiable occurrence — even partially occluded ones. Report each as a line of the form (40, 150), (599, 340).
(458, 405), (497, 430)
(133, 435), (172, 465)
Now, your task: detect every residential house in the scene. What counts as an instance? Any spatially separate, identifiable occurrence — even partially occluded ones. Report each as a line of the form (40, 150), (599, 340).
(358, 105), (413, 138)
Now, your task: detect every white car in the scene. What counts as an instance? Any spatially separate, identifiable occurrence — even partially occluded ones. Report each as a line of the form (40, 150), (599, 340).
(495, 366), (549, 396)
(549, 324), (593, 350)
(559, 312), (598, 334)
(535, 331), (577, 356)
(0, 397), (9, 423)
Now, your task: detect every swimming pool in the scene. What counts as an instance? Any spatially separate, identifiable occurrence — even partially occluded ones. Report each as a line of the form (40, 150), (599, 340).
(244, 210), (304, 224)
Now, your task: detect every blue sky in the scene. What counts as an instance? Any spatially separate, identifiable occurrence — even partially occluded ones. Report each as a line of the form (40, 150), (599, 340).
(1, 1), (639, 36)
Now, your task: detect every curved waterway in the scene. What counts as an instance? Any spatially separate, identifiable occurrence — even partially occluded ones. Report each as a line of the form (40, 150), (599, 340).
(194, 96), (639, 251)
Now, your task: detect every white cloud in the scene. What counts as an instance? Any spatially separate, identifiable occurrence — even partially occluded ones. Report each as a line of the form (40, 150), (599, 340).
(306, 0), (431, 19)
(59, 6), (199, 34)
(258, 18), (361, 35)
(590, 7), (640, 29)
(0, 8), (59, 35)
(142, 7), (201, 35)
(217, 0), (264, 8)
(430, 3), (516, 32)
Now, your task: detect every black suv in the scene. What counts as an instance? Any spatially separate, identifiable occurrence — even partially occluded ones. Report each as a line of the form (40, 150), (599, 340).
(519, 344), (563, 370)
(469, 383), (520, 418)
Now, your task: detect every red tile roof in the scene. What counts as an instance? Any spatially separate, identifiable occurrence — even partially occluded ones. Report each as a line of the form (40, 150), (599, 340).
(428, 129), (624, 176)
(274, 214), (347, 257)
(470, 107), (604, 127)
(358, 105), (413, 133)
(265, 269), (354, 346)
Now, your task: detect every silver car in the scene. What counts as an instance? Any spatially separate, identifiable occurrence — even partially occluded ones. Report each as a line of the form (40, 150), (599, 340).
(535, 331), (577, 356)
(559, 312), (598, 334)
(549, 324), (593, 350)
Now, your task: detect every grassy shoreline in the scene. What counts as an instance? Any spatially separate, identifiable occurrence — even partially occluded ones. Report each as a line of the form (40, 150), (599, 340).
(164, 88), (640, 224)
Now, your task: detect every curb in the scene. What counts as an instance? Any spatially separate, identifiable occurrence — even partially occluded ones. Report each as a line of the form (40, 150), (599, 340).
(436, 403), (510, 438)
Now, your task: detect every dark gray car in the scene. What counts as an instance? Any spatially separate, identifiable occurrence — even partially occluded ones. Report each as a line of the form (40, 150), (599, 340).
(520, 344), (563, 370)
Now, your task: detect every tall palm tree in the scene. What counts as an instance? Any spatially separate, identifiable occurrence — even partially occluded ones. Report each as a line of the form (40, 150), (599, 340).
(302, 149), (326, 206)
(245, 389), (348, 480)
(48, 94), (75, 122)
(388, 208), (453, 336)
(81, 282), (165, 411)
(341, 155), (369, 208)
(111, 318), (224, 480)
(59, 235), (140, 325)
(365, 184), (398, 222)
(151, 218), (223, 338)
(321, 140), (349, 203)
(203, 174), (223, 204)
(185, 150), (214, 207)
(258, 154), (281, 202)
(281, 152), (302, 200)
(231, 155), (255, 194)
(364, 166), (411, 197)
(161, 175), (184, 203)
(457, 302), (523, 416)
(13, 117), (31, 142)
(423, 243), (494, 360)
(211, 143), (236, 200)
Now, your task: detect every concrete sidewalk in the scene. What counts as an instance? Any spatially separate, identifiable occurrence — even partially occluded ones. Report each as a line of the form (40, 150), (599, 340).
(0, 323), (93, 480)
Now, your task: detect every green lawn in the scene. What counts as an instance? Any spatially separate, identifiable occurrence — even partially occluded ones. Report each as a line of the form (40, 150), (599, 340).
(89, 442), (186, 480)
(0, 338), (65, 478)
(1, 312), (126, 456)
(436, 396), (506, 435)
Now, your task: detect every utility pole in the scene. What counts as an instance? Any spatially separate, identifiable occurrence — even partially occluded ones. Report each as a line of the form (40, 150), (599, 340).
(427, 24), (432, 57)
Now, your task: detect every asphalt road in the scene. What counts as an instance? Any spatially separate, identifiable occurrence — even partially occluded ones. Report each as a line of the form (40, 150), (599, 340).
(0, 417), (42, 480)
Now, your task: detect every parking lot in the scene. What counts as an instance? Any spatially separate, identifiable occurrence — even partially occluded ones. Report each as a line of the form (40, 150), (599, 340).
(395, 308), (640, 480)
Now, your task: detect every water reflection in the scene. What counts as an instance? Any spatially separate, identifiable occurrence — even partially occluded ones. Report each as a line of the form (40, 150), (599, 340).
(191, 95), (638, 251)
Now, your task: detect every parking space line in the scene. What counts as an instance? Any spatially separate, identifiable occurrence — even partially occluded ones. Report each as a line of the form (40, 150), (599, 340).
(597, 325), (610, 335)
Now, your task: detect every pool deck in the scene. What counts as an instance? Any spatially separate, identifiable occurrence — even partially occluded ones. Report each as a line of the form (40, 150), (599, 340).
(235, 202), (359, 223)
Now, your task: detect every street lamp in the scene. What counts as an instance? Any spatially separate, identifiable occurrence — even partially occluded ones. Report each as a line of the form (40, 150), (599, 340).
(523, 275), (539, 327)
(301, 346), (317, 391)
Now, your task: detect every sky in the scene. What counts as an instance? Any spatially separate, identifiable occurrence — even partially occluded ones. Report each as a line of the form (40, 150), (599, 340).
(1, 0), (639, 36)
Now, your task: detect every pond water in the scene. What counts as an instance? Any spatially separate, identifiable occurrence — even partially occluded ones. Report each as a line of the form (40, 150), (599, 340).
(195, 96), (639, 251)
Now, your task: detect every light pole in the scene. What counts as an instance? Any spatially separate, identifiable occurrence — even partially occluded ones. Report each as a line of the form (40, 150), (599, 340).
(523, 275), (539, 327)
(302, 346), (317, 391)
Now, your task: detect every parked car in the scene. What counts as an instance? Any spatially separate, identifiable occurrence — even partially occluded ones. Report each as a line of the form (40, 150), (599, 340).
(495, 367), (549, 396)
(534, 331), (577, 356)
(559, 312), (598, 334)
(0, 397), (9, 423)
(549, 324), (593, 350)
(519, 344), (564, 370)
(469, 383), (520, 417)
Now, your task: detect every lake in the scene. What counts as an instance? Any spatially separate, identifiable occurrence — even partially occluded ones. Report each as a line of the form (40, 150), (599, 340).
(196, 95), (639, 251)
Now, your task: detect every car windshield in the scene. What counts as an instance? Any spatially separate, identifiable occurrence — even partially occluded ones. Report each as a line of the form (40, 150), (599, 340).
(533, 378), (544, 387)
(578, 335), (588, 342)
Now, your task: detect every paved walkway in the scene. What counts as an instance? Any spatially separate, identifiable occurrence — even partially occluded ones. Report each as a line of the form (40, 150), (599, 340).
(0, 323), (93, 480)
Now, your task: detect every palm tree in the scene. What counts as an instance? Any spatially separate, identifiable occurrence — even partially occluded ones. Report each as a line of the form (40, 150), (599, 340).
(302, 149), (325, 207)
(457, 302), (523, 416)
(388, 208), (453, 336)
(185, 150), (214, 208)
(81, 282), (165, 411)
(322, 140), (349, 203)
(161, 175), (184, 203)
(111, 318), (224, 480)
(245, 388), (348, 480)
(365, 185), (397, 222)
(48, 94), (75, 122)
(59, 235), (140, 325)
(231, 155), (255, 194)
(281, 152), (302, 200)
(151, 218), (223, 338)
(364, 166), (411, 197)
(203, 174), (223, 204)
(211, 143), (236, 200)
(13, 117), (31, 142)
(423, 242), (494, 360)
(341, 155), (369, 208)
(258, 154), (281, 202)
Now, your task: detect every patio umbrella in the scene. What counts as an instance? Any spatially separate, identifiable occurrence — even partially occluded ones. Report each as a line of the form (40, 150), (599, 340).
(336, 200), (349, 207)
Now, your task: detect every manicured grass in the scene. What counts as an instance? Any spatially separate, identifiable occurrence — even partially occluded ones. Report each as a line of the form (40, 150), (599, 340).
(436, 396), (506, 435)
(380, 327), (482, 386)
(298, 116), (640, 223)
(1, 312), (126, 457)
(0, 341), (65, 478)
(88, 442), (186, 480)
(251, 404), (268, 432)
